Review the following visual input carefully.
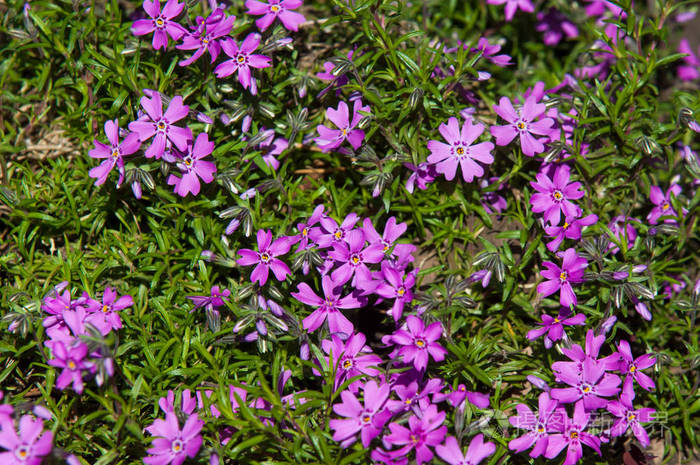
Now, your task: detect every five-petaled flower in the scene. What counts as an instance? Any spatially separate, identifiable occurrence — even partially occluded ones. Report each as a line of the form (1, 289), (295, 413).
(537, 248), (588, 308)
(128, 91), (192, 159)
(237, 229), (295, 286)
(491, 95), (554, 156)
(245, 0), (306, 32)
(131, 0), (187, 50)
(315, 100), (370, 152)
(88, 119), (140, 187)
(214, 34), (271, 92)
(647, 184), (682, 224)
(530, 165), (584, 226)
(385, 315), (447, 371)
(427, 116), (495, 183)
(166, 133), (217, 197)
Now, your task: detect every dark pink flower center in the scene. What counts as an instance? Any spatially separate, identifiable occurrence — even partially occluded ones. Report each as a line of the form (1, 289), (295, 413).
(260, 252), (271, 263)
(559, 271), (568, 282)
(171, 439), (183, 452)
(415, 338), (426, 348)
(237, 53), (248, 64)
(155, 17), (165, 28)
(155, 119), (169, 133)
(515, 120), (527, 131)
(350, 253), (362, 265)
(552, 190), (563, 202)
(15, 445), (30, 460)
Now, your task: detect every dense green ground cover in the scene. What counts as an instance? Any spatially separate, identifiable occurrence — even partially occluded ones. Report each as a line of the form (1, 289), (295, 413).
(0, 0), (698, 464)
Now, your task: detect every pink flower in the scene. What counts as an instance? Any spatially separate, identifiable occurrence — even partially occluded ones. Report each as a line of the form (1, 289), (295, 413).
(237, 229), (294, 286)
(544, 214), (598, 252)
(527, 310), (586, 349)
(291, 275), (362, 335)
(131, 0), (187, 50)
(128, 91), (192, 159)
(321, 332), (382, 392)
(436, 434), (496, 465)
(487, 0), (535, 21)
(0, 415), (53, 465)
(245, 0), (306, 32)
(544, 401), (601, 465)
(385, 315), (447, 371)
(678, 39), (700, 81)
(427, 117), (494, 182)
(88, 119), (140, 187)
(491, 95), (555, 156)
(647, 184), (682, 224)
(144, 411), (203, 465)
(166, 133), (217, 197)
(537, 248), (588, 308)
(176, 9), (235, 67)
(315, 100), (370, 152)
(529, 165), (584, 226)
(383, 405), (447, 465)
(509, 392), (565, 458)
(329, 380), (392, 448)
(214, 34), (271, 92)
(85, 286), (133, 332)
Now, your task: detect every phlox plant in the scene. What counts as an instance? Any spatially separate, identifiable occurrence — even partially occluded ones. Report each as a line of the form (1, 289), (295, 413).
(0, 0), (698, 464)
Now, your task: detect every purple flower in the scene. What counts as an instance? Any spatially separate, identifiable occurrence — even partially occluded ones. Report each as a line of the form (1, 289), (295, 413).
(383, 405), (447, 465)
(427, 117), (495, 182)
(166, 133), (217, 197)
(530, 165), (584, 225)
(527, 310), (586, 349)
(245, 0), (306, 32)
(537, 248), (588, 308)
(647, 184), (682, 224)
(46, 340), (94, 394)
(329, 380), (392, 448)
(479, 177), (508, 215)
(362, 216), (407, 254)
(545, 401), (601, 465)
(509, 392), (565, 457)
(187, 286), (230, 311)
(85, 286), (133, 332)
(373, 262), (416, 321)
(387, 378), (442, 415)
(214, 34), (271, 92)
(433, 385), (490, 409)
(544, 214), (598, 252)
(128, 92), (192, 159)
(292, 275), (362, 335)
(144, 411), (203, 465)
(322, 332), (382, 392)
(310, 212), (360, 248)
(315, 100), (370, 152)
(436, 434), (496, 465)
(472, 38), (512, 67)
(607, 216), (638, 254)
(404, 162), (437, 193)
(536, 8), (579, 46)
(614, 340), (656, 392)
(386, 316), (447, 371)
(237, 229), (294, 286)
(678, 39), (700, 81)
(131, 0), (187, 50)
(257, 130), (288, 170)
(296, 204), (325, 251)
(88, 120), (140, 186)
(487, 0), (534, 21)
(0, 415), (53, 465)
(550, 358), (621, 410)
(177, 9), (235, 67)
(328, 229), (385, 286)
(606, 389), (655, 447)
(491, 95), (555, 156)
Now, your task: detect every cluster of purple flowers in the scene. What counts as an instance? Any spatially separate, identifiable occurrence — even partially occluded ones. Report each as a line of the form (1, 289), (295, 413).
(40, 282), (132, 394)
(510, 330), (657, 465)
(0, 393), (56, 465)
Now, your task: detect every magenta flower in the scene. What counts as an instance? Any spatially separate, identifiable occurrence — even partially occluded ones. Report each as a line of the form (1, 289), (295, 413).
(373, 262), (416, 321)
(427, 117), (494, 182)
(544, 401), (601, 465)
(544, 214), (598, 252)
(530, 165), (584, 225)
(606, 389), (655, 447)
(383, 405), (447, 465)
(245, 0), (306, 32)
(387, 378), (442, 415)
(85, 286), (133, 332)
(46, 340), (94, 394)
(491, 95), (554, 156)
(472, 37), (512, 67)
(537, 248), (588, 308)
(187, 286), (230, 311)
(404, 162), (437, 193)
(257, 130), (288, 171)
(329, 229), (385, 286)
(214, 34), (271, 92)
(362, 216), (406, 254)
(329, 380), (392, 448)
(292, 275), (362, 335)
(144, 412), (203, 465)
(131, 0), (187, 50)
(166, 133), (217, 197)
(296, 204), (325, 251)
(550, 357), (621, 410)
(321, 332), (382, 392)
(88, 120), (140, 187)
(433, 385), (490, 409)
(437, 434), (496, 465)
(647, 184), (682, 224)
(608, 216), (638, 253)
(487, 0), (534, 21)
(527, 310), (586, 349)
(0, 415), (53, 465)
(509, 392), (565, 458)
(678, 39), (700, 81)
(128, 92), (192, 159)
(310, 212), (360, 248)
(614, 340), (656, 392)
(176, 9), (235, 67)
(386, 315), (447, 371)
(237, 229), (294, 286)
(315, 100), (370, 152)
(536, 8), (579, 46)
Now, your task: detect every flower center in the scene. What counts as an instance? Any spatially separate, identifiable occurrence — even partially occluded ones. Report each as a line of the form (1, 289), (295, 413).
(15, 445), (30, 460)
(157, 121), (166, 131)
(362, 414), (371, 423)
(456, 146), (465, 155)
(341, 128), (348, 137)
(537, 426), (545, 433)
(553, 190), (563, 201)
(111, 149), (119, 159)
(342, 359), (352, 369)
(68, 360), (77, 370)
(628, 413), (636, 421)
(271, 4), (280, 12)
(171, 439), (183, 452)
(397, 287), (405, 297)
(302, 227), (309, 237)
(351, 254), (361, 265)
(102, 305), (110, 313)
(581, 384), (591, 393)
(410, 434), (419, 444)
(260, 252), (271, 263)
(559, 271), (568, 282)
(629, 365), (636, 373)
(184, 156), (193, 166)
(516, 121), (526, 130)
(334, 230), (343, 240)
(237, 54), (246, 64)
(156, 17), (164, 27)
(202, 38), (209, 44)
(569, 431), (579, 439)
(662, 202), (670, 210)
(554, 317), (561, 323)
(415, 338), (426, 348)
(324, 299), (334, 307)
(563, 222), (570, 229)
